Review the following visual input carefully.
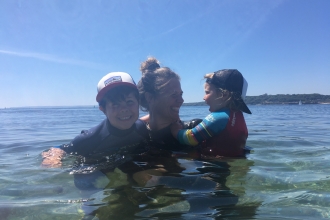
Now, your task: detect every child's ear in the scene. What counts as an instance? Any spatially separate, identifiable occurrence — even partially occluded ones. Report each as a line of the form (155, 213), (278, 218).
(221, 90), (231, 101)
(216, 89), (224, 99)
(99, 106), (106, 115)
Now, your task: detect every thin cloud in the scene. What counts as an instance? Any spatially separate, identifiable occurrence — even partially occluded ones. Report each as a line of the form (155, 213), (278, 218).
(213, 0), (284, 61)
(0, 49), (104, 69)
(157, 6), (213, 38)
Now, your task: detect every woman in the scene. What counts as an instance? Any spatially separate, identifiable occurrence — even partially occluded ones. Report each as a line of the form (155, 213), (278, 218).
(130, 57), (199, 186)
(137, 57), (191, 151)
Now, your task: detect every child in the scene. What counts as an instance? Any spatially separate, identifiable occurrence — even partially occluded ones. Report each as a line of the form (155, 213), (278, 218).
(41, 72), (149, 170)
(41, 72), (152, 218)
(171, 69), (251, 157)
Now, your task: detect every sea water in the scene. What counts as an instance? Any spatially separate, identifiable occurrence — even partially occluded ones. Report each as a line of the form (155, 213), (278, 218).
(0, 105), (330, 219)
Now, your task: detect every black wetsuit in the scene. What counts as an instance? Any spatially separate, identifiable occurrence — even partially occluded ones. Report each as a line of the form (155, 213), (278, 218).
(56, 119), (149, 175)
(58, 118), (200, 191)
(148, 118), (203, 152)
(60, 118), (149, 157)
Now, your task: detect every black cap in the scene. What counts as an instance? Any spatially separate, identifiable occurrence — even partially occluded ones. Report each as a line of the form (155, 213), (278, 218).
(207, 69), (251, 114)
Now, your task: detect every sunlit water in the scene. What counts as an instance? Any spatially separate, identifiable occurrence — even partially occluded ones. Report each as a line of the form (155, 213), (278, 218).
(1, 105), (330, 219)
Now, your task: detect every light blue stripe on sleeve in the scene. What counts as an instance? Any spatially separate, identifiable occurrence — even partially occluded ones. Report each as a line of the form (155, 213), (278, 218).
(177, 129), (188, 145)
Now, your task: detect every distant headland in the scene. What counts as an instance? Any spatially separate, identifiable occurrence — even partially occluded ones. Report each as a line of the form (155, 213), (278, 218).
(183, 93), (330, 106)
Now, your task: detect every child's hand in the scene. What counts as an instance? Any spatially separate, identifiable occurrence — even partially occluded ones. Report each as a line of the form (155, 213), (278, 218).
(41, 148), (66, 168)
(170, 120), (183, 139)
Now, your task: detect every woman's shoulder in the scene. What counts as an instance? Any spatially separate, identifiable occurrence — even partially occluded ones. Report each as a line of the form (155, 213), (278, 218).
(134, 119), (149, 138)
(139, 114), (150, 123)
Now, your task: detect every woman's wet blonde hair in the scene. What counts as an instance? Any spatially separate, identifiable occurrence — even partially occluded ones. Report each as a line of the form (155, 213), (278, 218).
(138, 57), (180, 112)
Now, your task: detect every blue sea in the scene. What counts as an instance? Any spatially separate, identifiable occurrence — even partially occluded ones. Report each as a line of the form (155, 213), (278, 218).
(1, 105), (330, 219)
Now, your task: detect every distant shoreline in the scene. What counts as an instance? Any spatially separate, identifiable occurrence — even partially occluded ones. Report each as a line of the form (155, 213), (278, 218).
(183, 93), (330, 106)
(3, 94), (330, 109)
(183, 102), (330, 106)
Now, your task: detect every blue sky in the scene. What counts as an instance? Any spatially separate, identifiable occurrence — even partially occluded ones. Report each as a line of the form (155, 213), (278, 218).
(1, 0), (329, 108)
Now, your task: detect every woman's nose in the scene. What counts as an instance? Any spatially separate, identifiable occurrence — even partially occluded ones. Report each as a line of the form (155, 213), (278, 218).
(177, 95), (184, 103)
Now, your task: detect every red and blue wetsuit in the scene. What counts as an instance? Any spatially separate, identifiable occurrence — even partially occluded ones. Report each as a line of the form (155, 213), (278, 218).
(177, 109), (248, 157)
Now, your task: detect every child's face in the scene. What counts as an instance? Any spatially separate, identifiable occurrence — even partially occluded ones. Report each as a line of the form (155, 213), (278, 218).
(102, 92), (139, 130)
(203, 83), (226, 112)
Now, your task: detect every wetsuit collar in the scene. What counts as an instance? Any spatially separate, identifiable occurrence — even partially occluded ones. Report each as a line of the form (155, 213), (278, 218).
(106, 119), (135, 137)
(214, 108), (230, 113)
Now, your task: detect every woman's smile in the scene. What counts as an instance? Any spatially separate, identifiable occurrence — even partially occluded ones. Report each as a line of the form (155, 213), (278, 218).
(154, 78), (184, 121)
(171, 107), (180, 112)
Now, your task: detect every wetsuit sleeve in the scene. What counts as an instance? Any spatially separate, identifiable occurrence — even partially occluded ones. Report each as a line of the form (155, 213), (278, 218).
(177, 111), (229, 146)
(182, 118), (203, 129)
(58, 120), (107, 156)
(58, 129), (90, 155)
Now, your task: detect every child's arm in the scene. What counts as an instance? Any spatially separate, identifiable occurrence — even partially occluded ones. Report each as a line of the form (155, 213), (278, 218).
(41, 147), (66, 168)
(171, 112), (229, 146)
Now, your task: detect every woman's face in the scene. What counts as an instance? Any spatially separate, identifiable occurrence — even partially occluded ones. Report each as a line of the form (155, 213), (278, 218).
(151, 78), (184, 122)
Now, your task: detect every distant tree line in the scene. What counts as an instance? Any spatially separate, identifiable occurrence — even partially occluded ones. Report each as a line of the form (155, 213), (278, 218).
(183, 94), (330, 106)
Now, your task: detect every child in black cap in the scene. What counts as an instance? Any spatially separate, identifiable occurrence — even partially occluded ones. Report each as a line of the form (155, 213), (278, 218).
(171, 69), (251, 157)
